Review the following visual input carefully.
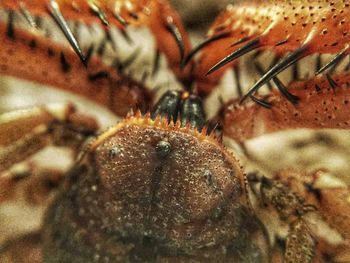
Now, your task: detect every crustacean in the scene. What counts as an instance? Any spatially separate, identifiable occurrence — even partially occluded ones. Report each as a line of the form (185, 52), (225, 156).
(0, 0), (350, 262)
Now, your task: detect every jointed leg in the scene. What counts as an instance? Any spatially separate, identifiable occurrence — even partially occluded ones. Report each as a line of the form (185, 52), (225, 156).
(247, 173), (316, 263)
(0, 103), (98, 263)
(0, 103), (98, 173)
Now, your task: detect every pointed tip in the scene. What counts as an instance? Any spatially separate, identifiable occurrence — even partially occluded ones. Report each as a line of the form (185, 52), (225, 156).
(88, 1), (109, 26)
(241, 45), (308, 102)
(80, 55), (88, 68)
(169, 118), (175, 127)
(166, 18), (185, 65)
(206, 38), (261, 76)
(175, 119), (181, 129)
(273, 77), (299, 104)
(201, 126), (208, 136)
(249, 96), (272, 109)
(113, 10), (127, 27)
(326, 73), (338, 90)
(135, 109), (142, 118)
(85, 44), (95, 66)
(154, 114), (161, 126)
(126, 108), (134, 118)
(315, 45), (349, 75)
(181, 31), (231, 69)
(161, 117), (169, 128)
(144, 111), (151, 119)
(48, 0), (87, 67)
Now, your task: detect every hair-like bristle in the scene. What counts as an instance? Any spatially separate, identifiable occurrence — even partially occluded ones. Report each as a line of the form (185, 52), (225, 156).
(325, 74), (338, 91)
(206, 38), (261, 76)
(88, 0), (109, 26)
(182, 31), (230, 68)
(19, 2), (37, 29)
(165, 17), (185, 64)
(316, 45), (350, 75)
(112, 8), (127, 26)
(6, 10), (15, 40)
(197, 1), (350, 101)
(48, 0), (87, 66)
(250, 96), (272, 109)
(272, 77), (299, 104)
(241, 45), (308, 103)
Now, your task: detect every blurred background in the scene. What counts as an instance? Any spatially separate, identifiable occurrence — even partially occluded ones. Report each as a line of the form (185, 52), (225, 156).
(1, 1), (350, 259)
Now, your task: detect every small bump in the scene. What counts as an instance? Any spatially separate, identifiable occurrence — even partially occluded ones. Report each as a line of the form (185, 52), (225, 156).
(156, 140), (171, 157)
(108, 147), (122, 158)
(203, 169), (214, 185)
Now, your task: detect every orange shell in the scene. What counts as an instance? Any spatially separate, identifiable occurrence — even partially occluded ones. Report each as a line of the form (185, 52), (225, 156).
(224, 71), (350, 142)
(0, 0), (192, 83)
(0, 22), (152, 116)
(195, 0), (350, 96)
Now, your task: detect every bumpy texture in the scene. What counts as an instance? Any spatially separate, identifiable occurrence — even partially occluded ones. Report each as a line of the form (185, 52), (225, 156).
(42, 115), (268, 262)
(196, 0), (350, 94)
(224, 72), (350, 142)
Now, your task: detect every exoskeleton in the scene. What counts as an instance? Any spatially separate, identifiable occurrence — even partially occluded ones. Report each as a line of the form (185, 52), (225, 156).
(1, 0), (350, 262)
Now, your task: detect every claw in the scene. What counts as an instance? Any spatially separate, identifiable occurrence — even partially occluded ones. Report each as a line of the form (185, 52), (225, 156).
(165, 17), (185, 64)
(273, 77), (299, 104)
(48, 0), (87, 66)
(250, 96), (272, 109)
(206, 38), (261, 76)
(241, 45), (308, 103)
(182, 32), (230, 68)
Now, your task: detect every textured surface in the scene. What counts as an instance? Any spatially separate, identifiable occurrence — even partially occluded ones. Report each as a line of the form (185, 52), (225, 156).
(42, 117), (268, 262)
(1, 0), (350, 262)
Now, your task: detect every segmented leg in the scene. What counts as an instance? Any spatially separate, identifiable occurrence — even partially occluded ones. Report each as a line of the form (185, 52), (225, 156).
(0, 103), (98, 263)
(277, 170), (350, 261)
(249, 170), (350, 262)
(0, 103), (98, 173)
(248, 173), (316, 263)
(284, 219), (315, 263)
